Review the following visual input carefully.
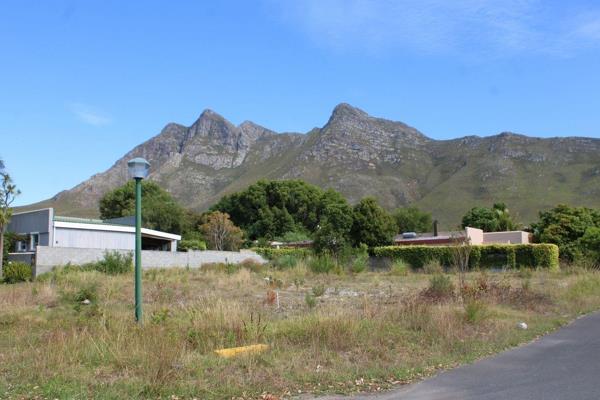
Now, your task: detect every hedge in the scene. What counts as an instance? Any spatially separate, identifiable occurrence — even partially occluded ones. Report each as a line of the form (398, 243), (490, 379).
(251, 247), (313, 260)
(372, 244), (559, 270)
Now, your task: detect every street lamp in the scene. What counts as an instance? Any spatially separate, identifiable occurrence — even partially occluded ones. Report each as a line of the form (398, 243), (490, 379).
(127, 157), (150, 322)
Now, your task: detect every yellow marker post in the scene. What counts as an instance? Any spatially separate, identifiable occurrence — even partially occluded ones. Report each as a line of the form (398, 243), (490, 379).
(214, 344), (269, 358)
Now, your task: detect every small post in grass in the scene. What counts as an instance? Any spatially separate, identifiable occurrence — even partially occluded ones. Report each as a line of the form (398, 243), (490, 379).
(127, 157), (150, 323)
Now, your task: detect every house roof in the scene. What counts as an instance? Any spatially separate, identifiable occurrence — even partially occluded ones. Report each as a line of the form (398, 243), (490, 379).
(53, 217), (181, 241)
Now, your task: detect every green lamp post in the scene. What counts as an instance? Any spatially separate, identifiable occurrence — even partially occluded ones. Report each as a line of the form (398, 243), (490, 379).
(127, 157), (150, 322)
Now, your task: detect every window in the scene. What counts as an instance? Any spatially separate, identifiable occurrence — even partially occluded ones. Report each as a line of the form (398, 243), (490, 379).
(17, 241), (28, 252)
(29, 233), (39, 251)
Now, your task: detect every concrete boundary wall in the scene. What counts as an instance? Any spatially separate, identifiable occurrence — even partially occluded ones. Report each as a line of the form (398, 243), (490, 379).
(35, 246), (266, 276)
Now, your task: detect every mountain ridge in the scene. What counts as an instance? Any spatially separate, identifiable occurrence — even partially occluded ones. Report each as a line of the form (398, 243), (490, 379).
(21, 103), (600, 227)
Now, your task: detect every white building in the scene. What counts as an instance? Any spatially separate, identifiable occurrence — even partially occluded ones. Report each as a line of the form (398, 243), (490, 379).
(7, 208), (180, 262)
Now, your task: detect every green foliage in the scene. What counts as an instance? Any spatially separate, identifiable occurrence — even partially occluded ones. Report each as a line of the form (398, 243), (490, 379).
(274, 230), (312, 243)
(99, 180), (187, 234)
(393, 206), (432, 233)
(311, 284), (325, 297)
(350, 197), (396, 247)
(580, 227), (600, 264)
(427, 274), (455, 298)
(211, 180), (352, 241)
(349, 251), (369, 273)
(389, 259), (409, 276)
(272, 254), (299, 270)
(373, 244), (559, 270)
(304, 293), (317, 309)
(252, 247), (311, 260)
(461, 203), (519, 232)
(464, 300), (488, 324)
(178, 239), (207, 251)
(309, 254), (337, 274)
(94, 251), (133, 275)
(532, 204), (600, 261)
(3, 261), (32, 283)
(313, 200), (354, 254)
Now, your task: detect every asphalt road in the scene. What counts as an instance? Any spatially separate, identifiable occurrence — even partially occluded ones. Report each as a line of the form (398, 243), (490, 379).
(317, 311), (600, 400)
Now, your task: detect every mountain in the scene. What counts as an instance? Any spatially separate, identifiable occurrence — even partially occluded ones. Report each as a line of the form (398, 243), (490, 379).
(24, 103), (600, 227)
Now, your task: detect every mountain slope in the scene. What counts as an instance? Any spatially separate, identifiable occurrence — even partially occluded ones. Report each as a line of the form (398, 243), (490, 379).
(23, 104), (600, 227)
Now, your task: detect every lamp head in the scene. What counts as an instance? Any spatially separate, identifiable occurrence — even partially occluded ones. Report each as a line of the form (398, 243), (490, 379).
(127, 158), (150, 179)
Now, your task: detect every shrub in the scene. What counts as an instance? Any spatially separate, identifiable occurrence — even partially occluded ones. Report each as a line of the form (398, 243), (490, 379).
(312, 284), (326, 297)
(252, 247), (312, 260)
(423, 260), (443, 274)
(305, 293), (317, 309)
(464, 299), (487, 323)
(389, 259), (409, 276)
(372, 244), (559, 270)
(239, 258), (265, 273)
(349, 251), (368, 273)
(425, 274), (455, 299)
(272, 254), (299, 270)
(94, 251), (132, 275)
(3, 261), (32, 283)
(178, 239), (207, 251)
(309, 254), (337, 274)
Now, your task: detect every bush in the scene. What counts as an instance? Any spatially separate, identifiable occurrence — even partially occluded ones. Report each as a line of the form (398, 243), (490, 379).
(94, 251), (133, 275)
(389, 259), (409, 276)
(372, 244), (559, 270)
(3, 261), (32, 283)
(272, 254), (299, 270)
(426, 274), (455, 299)
(309, 254), (337, 274)
(178, 239), (207, 251)
(239, 259), (265, 273)
(252, 247), (312, 260)
(464, 299), (487, 323)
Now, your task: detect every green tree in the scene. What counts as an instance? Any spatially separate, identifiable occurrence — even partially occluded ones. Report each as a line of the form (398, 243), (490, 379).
(580, 227), (600, 264)
(462, 207), (499, 231)
(393, 206), (432, 233)
(0, 165), (20, 276)
(313, 202), (354, 254)
(461, 203), (519, 232)
(212, 180), (352, 240)
(532, 204), (600, 261)
(350, 197), (396, 247)
(99, 181), (187, 234)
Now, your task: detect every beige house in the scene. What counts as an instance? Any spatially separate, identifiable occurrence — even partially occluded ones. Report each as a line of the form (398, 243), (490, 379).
(466, 227), (529, 245)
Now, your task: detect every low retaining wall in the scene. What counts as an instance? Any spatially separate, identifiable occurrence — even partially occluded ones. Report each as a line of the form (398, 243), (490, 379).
(35, 246), (266, 276)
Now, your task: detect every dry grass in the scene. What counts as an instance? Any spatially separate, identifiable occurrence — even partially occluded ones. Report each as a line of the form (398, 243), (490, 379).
(0, 262), (599, 399)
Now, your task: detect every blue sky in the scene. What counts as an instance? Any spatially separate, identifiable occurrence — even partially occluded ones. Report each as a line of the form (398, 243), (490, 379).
(2, 0), (600, 206)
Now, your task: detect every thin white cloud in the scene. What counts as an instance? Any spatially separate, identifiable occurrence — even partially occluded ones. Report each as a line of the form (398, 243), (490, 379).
(68, 102), (112, 126)
(270, 0), (600, 57)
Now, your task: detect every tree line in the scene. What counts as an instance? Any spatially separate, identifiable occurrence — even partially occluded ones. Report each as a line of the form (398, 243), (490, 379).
(2, 163), (600, 268)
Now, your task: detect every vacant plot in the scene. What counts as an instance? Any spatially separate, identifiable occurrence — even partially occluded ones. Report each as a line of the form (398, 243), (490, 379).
(0, 261), (599, 400)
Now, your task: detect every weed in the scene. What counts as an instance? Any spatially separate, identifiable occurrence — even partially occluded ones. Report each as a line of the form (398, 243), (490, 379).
(94, 251), (132, 275)
(423, 260), (443, 275)
(3, 261), (32, 283)
(422, 274), (455, 301)
(312, 284), (326, 297)
(273, 254), (299, 270)
(151, 308), (170, 324)
(389, 259), (409, 276)
(464, 299), (488, 324)
(309, 254), (337, 274)
(305, 293), (317, 309)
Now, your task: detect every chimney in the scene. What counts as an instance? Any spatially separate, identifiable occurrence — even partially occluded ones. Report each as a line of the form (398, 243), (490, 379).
(433, 220), (439, 237)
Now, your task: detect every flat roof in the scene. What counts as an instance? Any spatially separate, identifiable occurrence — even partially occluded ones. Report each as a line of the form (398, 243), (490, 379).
(53, 220), (181, 241)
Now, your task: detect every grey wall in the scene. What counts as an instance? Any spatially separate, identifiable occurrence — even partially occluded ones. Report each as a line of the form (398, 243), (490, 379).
(34, 246), (266, 276)
(7, 209), (53, 247)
